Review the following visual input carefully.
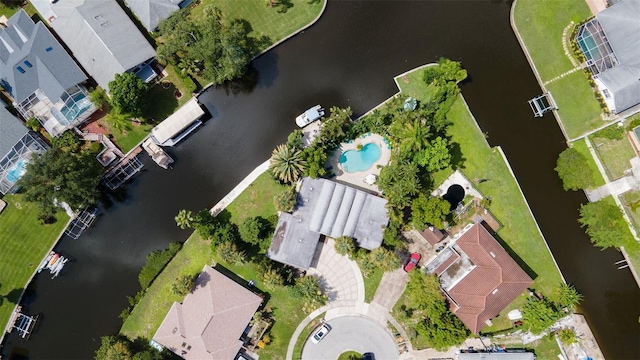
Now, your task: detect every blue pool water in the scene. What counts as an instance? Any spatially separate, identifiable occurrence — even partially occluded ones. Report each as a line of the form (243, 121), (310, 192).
(6, 159), (27, 184)
(58, 94), (92, 125)
(339, 143), (381, 172)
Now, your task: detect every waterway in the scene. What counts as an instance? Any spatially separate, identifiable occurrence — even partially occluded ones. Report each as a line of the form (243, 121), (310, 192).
(3, 1), (639, 359)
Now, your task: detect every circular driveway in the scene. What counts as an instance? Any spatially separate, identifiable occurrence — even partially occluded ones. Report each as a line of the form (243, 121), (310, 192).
(301, 316), (398, 360)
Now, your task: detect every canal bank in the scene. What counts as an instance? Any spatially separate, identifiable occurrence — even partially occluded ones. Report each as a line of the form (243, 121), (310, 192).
(3, 2), (638, 359)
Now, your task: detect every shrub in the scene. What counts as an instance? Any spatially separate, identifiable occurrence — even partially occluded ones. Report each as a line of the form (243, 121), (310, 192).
(334, 236), (357, 258)
(138, 242), (182, 289)
(290, 275), (327, 309)
(239, 217), (264, 245)
(171, 274), (196, 296)
(217, 240), (245, 265)
(593, 124), (624, 140)
(558, 328), (578, 345)
(274, 186), (297, 213)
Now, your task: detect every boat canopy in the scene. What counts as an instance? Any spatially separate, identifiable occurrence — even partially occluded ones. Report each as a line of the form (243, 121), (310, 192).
(151, 98), (204, 145)
(305, 107), (321, 121)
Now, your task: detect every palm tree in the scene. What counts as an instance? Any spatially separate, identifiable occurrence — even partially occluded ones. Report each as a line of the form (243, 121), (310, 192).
(106, 107), (133, 134)
(398, 119), (430, 156)
(175, 209), (195, 229)
(269, 144), (306, 183)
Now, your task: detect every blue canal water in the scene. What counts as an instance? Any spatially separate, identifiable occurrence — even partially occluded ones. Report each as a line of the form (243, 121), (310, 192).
(339, 143), (381, 172)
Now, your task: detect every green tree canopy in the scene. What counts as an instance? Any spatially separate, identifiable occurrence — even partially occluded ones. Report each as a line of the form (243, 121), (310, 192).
(17, 138), (102, 221)
(274, 186), (297, 213)
(411, 194), (450, 230)
(290, 275), (327, 309)
(108, 72), (148, 116)
(239, 216), (264, 245)
(578, 200), (633, 249)
(377, 161), (421, 209)
(270, 144), (307, 183)
(521, 296), (560, 334)
(555, 147), (595, 191)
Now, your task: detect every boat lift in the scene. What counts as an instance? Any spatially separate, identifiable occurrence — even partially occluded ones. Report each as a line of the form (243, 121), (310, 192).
(9, 308), (38, 339)
(65, 207), (99, 239)
(102, 155), (144, 190)
(528, 92), (557, 117)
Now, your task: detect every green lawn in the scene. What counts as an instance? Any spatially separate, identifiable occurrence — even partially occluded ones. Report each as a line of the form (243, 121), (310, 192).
(192, 0), (324, 51)
(591, 135), (636, 180)
(391, 69), (562, 337)
(545, 73), (607, 140)
(363, 267), (384, 303)
(571, 138), (606, 188)
(513, 0), (606, 139)
(292, 314), (324, 359)
(105, 120), (154, 154)
(121, 173), (307, 359)
(525, 336), (561, 360)
(0, 194), (69, 334)
(0, 2), (37, 18)
(512, 0), (591, 82)
(617, 192), (640, 275)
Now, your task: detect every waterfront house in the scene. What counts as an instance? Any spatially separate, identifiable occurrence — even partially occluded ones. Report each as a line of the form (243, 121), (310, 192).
(427, 223), (533, 333)
(268, 177), (389, 269)
(576, 0), (640, 114)
(0, 9), (94, 137)
(125, 0), (192, 32)
(31, 0), (157, 91)
(0, 105), (47, 195)
(153, 266), (262, 360)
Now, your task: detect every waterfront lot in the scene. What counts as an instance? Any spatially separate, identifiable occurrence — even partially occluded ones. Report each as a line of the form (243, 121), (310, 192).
(572, 138), (606, 188)
(591, 135), (636, 180)
(0, 194), (68, 334)
(513, 0), (606, 139)
(391, 69), (563, 341)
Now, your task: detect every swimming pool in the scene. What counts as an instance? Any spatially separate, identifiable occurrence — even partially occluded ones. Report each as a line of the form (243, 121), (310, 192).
(6, 159), (27, 184)
(54, 93), (93, 126)
(339, 143), (381, 172)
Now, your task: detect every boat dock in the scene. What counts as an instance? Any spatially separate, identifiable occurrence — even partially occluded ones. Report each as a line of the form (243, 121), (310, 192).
(102, 147), (144, 190)
(142, 138), (174, 169)
(7, 306), (38, 339)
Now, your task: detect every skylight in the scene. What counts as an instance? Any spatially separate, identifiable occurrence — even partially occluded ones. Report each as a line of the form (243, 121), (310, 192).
(24, 60), (32, 68)
(17, 66), (25, 74)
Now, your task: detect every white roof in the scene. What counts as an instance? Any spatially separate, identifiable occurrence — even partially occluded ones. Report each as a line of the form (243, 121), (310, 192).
(151, 98), (204, 145)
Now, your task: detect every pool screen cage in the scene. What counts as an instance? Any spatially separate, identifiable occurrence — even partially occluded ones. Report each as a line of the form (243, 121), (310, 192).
(577, 18), (619, 75)
(65, 206), (99, 239)
(0, 132), (48, 194)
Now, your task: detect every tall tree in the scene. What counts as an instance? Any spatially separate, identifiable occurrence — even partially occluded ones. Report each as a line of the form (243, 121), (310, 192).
(17, 144), (102, 221)
(411, 194), (450, 229)
(578, 200), (633, 249)
(270, 144), (307, 183)
(108, 72), (148, 116)
(377, 161), (421, 209)
(555, 147), (595, 191)
(175, 209), (195, 229)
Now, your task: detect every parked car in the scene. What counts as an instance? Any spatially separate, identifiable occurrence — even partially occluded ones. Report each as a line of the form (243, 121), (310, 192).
(311, 323), (332, 344)
(362, 352), (376, 360)
(403, 252), (421, 272)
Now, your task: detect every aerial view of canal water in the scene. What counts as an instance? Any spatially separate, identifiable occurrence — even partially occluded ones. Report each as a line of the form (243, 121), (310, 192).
(3, 1), (639, 359)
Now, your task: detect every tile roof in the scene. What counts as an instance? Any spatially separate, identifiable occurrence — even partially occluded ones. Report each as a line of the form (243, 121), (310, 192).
(419, 226), (446, 246)
(153, 266), (262, 360)
(443, 223), (533, 334)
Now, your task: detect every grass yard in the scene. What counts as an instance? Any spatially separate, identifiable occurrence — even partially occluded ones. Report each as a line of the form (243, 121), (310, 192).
(571, 138), (606, 188)
(617, 192), (640, 275)
(0, 2), (37, 18)
(524, 336), (561, 360)
(363, 267), (384, 303)
(545, 73), (607, 140)
(291, 316), (324, 360)
(104, 120), (154, 154)
(591, 135), (636, 180)
(0, 194), (68, 334)
(389, 69), (563, 338)
(121, 172), (309, 358)
(192, 0), (324, 51)
(512, 0), (591, 82)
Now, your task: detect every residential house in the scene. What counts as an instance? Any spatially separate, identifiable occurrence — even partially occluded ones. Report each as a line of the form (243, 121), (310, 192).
(427, 223), (533, 334)
(31, 0), (157, 91)
(268, 177), (389, 269)
(153, 266), (262, 360)
(577, 0), (640, 114)
(0, 105), (47, 194)
(0, 9), (94, 137)
(125, 0), (192, 32)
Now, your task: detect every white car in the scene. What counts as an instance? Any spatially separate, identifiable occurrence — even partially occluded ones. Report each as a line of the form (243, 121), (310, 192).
(310, 323), (332, 343)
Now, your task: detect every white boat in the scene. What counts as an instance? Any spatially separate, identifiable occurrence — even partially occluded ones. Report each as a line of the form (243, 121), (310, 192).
(51, 257), (68, 278)
(142, 138), (174, 169)
(296, 105), (324, 128)
(37, 252), (54, 273)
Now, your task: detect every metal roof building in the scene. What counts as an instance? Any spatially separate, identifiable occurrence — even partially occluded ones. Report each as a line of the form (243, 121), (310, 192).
(577, 0), (640, 114)
(125, 0), (191, 32)
(31, 0), (157, 91)
(268, 177), (389, 269)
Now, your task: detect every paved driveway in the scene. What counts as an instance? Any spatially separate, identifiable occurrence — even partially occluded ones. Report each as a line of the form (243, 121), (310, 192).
(301, 316), (398, 360)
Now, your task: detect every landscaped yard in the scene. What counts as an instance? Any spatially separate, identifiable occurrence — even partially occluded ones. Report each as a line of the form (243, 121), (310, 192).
(0, 194), (69, 335)
(571, 138), (606, 188)
(390, 68), (563, 338)
(546, 73), (607, 140)
(121, 172), (308, 359)
(192, 0), (325, 52)
(591, 134), (636, 180)
(513, 0), (606, 139)
(617, 192), (640, 275)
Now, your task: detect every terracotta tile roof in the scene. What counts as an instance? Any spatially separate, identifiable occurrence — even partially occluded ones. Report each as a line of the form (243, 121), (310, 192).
(419, 227), (446, 246)
(443, 223), (532, 334)
(153, 266), (263, 360)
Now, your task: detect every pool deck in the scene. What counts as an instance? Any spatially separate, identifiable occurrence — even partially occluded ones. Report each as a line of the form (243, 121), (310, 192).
(328, 133), (391, 193)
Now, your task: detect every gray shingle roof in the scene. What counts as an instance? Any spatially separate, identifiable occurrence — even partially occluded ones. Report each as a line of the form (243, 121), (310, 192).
(32, 0), (156, 90)
(0, 105), (28, 159)
(594, 0), (640, 112)
(268, 178), (389, 269)
(125, 0), (182, 31)
(0, 9), (87, 103)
